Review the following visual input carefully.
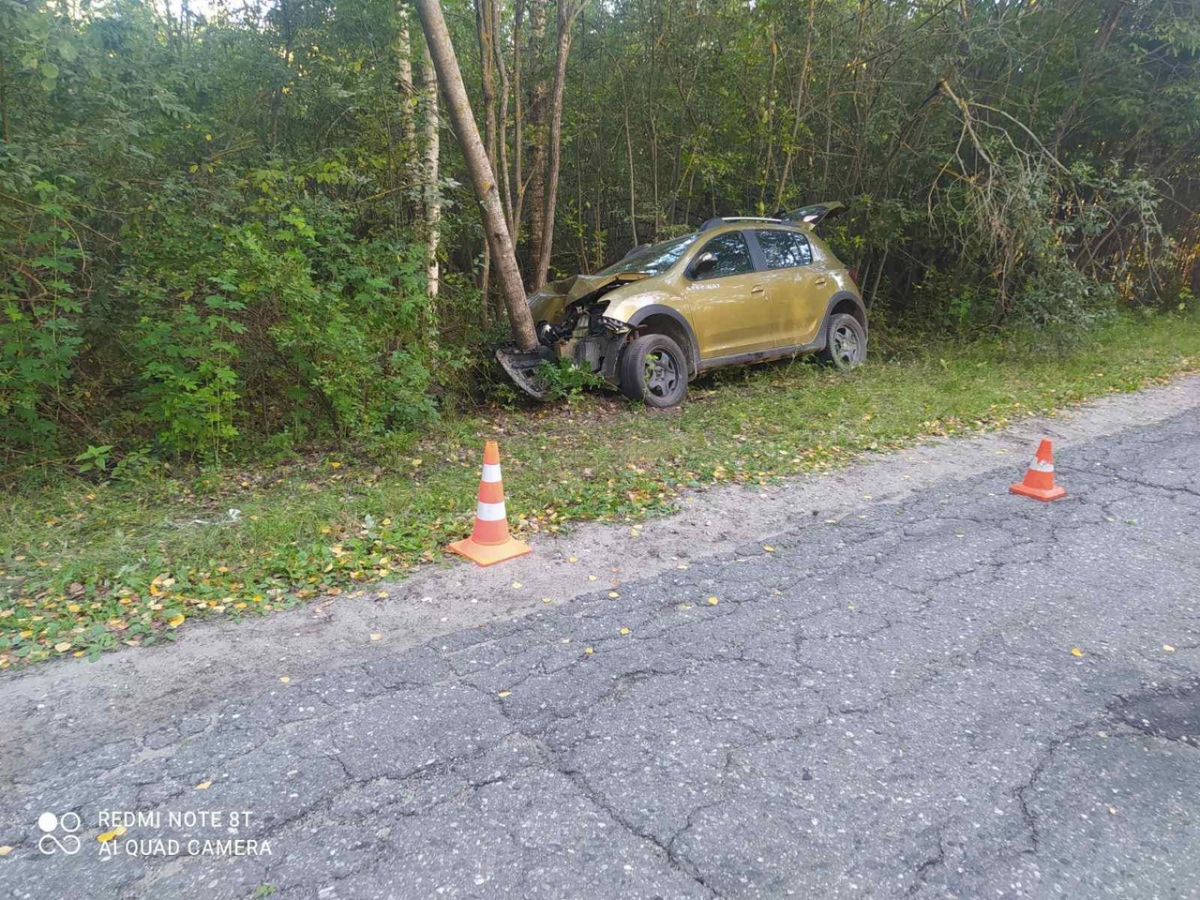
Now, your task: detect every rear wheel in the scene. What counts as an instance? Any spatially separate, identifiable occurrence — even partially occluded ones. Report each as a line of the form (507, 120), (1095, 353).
(817, 313), (867, 370)
(619, 333), (689, 408)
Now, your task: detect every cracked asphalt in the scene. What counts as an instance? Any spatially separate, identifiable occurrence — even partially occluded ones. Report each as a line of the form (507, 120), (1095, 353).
(3, 409), (1200, 899)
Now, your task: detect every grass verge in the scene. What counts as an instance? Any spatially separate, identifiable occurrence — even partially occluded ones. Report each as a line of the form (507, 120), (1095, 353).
(3, 312), (1199, 666)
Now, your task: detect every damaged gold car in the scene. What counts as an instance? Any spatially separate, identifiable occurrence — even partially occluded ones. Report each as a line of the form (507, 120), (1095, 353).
(497, 203), (868, 408)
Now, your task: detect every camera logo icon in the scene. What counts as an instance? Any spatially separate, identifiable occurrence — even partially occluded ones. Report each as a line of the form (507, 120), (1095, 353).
(37, 812), (82, 855)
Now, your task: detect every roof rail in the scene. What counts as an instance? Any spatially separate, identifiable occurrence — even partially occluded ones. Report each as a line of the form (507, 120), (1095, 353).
(698, 216), (786, 232)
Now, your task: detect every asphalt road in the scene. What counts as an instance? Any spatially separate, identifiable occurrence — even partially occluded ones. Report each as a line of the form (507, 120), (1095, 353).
(3, 410), (1200, 899)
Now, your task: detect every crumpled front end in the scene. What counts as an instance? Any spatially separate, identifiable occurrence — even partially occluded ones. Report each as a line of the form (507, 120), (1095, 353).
(498, 274), (643, 399)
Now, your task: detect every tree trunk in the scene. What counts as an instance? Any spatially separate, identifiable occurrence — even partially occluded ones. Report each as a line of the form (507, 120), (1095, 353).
(421, 41), (441, 299)
(533, 0), (584, 289)
(414, 0), (536, 351)
(526, 0), (548, 277)
(396, 0), (418, 162)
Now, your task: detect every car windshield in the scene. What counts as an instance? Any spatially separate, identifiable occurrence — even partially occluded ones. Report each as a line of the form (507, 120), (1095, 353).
(597, 234), (697, 278)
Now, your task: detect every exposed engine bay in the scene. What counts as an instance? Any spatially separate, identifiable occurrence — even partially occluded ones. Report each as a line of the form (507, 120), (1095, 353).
(496, 275), (640, 400)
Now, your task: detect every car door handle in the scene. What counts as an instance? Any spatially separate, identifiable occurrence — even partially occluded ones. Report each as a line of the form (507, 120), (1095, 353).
(814, 276), (828, 286)
(751, 284), (765, 295)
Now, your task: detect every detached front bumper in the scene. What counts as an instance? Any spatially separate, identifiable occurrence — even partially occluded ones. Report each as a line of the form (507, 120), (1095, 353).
(495, 346), (557, 400)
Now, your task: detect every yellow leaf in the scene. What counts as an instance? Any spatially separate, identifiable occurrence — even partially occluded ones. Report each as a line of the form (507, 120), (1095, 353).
(0, 846), (11, 856)
(370, 632), (382, 641)
(542, 597), (553, 604)
(567, 556), (578, 563)
(588, 575), (598, 581)
(584, 647), (594, 655)
(676, 563), (689, 570)
(619, 627), (631, 635)
(497, 690), (511, 698)
(1070, 647), (1083, 657)
(561, 638), (571, 644)
(279, 676), (290, 683)
(608, 591), (620, 599)
(329, 461), (342, 468)
(708, 597), (720, 605)
(1163, 644), (1176, 653)
(168, 614), (185, 628)
(511, 581), (523, 589)
(763, 545), (775, 553)
(97, 826), (126, 843)
(54, 641), (72, 653)
(194, 780), (212, 790)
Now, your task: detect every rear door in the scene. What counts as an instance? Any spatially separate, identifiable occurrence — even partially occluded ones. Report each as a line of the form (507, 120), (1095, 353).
(750, 229), (834, 348)
(681, 231), (774, 359)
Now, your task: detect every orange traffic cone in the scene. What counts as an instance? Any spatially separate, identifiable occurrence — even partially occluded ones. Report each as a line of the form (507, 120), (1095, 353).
(448, 441), (532, 566)
(1010, 438), (1066, 502)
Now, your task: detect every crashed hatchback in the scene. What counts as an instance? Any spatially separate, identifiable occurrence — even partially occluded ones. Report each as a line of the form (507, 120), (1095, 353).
(498, 204), (868, 407)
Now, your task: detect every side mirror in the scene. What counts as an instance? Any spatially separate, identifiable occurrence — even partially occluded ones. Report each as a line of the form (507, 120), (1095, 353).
(692, 252), (717, 277)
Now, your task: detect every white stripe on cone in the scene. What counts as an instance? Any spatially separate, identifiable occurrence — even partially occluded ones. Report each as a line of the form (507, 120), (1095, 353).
(476, 500), (507, 521)
(482, 463), (502, 483)
(1029, 458), (1054, 473)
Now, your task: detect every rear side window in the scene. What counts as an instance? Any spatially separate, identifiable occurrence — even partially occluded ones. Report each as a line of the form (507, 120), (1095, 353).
(756, 231), (813, 269)
(694, 232), (754, 279)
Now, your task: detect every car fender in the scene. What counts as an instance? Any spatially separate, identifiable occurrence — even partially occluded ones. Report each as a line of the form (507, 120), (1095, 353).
(621, 303), (701, 377)
(814, 291), (868, 350)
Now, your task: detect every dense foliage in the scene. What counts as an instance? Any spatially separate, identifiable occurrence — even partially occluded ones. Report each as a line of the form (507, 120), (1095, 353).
(2, 0), (1198, 462)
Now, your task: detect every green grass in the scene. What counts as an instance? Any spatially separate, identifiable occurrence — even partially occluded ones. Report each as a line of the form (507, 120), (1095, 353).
(3, 312), (1199, 666)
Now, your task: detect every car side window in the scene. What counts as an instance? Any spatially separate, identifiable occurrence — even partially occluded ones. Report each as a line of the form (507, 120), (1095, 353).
(756, 231), (813, 269)
(693, 232), (754, 279)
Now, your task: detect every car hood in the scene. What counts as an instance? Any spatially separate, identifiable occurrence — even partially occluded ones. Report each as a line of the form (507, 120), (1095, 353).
(529, 272), (649, 323)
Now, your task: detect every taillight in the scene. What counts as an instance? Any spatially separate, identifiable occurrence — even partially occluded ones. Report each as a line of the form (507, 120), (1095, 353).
(847, 268), (859, 286)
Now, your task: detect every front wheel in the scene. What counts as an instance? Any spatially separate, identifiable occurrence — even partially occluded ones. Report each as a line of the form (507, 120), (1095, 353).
(619, 333), (689, 408)
(817, 313), (867, 370)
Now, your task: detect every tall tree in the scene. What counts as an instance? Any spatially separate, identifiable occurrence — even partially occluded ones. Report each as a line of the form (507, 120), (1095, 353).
(414, 0), (537, 351)
(421, 41), (441, 299)
(533, 0), (586, 289)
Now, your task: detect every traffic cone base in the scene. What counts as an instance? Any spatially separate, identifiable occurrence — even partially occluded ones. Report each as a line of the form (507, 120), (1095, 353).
(448, 534), (531, 567)
(1009, 480), (1066, 502)
(1010, 438), (1066, 502)
(447, 440), (532, 567)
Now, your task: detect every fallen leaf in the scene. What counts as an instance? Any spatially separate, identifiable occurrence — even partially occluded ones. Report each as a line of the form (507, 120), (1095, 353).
(619, 627), (631, 635)
(279, 676), (291, 684)
(1163, 644), (1176, 653)
(708, 596), (720, 605)
(511, 581), (523, 589)
(567, 556), (578, 563)
(167, 614), (185, 628)
(676, 563), (689, 570)
(1070, 647), (1084, 658)
(584, 647), (594, 655)
(763, 545), (775, 553)
(497, 690), (511, 698)
(194, 780), (212, 790)
(0, 846), (11, 856)
(369, 633), (382, 641)
(587, 575), (598, 581)
(561, 638), (571, 644)
(97, 826), (126, 843)
(1109, 806), (1117, 815)
(542, 597), (553, 604)
(54, 642), (72, 653)
(608, 591), (620, 598)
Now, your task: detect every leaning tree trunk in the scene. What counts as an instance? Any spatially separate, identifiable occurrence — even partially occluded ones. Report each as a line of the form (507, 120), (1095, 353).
(414, 0), (537, 351)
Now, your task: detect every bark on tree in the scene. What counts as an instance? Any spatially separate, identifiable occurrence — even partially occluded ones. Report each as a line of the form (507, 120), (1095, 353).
(414, 0), (536, 351)
(526, 0), (548, 277)
(396, 0), (418, 162)
(421, 41), (441, 299)
(533, 0), (585, 290)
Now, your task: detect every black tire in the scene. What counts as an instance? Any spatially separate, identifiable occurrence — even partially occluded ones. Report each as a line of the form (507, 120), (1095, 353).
(817, 312), (867, 370)
(619, 333), (689, 408)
